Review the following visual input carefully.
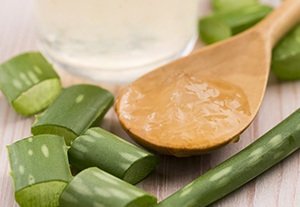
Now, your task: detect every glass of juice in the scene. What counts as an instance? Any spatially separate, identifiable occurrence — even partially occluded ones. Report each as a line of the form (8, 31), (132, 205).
(34, 0), (200, 83)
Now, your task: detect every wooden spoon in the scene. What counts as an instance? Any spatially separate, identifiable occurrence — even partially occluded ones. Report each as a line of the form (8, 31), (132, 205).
(115, 0), (300, 157)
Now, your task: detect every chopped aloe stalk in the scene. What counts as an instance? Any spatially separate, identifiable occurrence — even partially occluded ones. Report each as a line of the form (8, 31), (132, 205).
(156, 109), (300, 207)
(212, 0), (259, 12)
(59, 167), (157, 207)
(69, 127), (158, 184)
(7, 135), (72, 207)
(272, 24), (300, 80)
(0, 52), (61, 116)
(31, 84), (114, 145)
(199, 4), (272, 44)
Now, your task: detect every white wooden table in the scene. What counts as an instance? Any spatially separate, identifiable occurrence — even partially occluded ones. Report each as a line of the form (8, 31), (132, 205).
(1, 0), (299, 206)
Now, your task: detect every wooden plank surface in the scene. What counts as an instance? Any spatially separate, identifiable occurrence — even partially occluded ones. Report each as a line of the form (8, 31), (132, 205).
(0, 0), (299, 206)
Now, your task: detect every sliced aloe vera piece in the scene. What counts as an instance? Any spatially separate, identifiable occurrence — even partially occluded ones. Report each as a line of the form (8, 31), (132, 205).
(272, 24), (300, 80)
(199, 4), (272, 44)
(69, 127), (158, 184)
(212, 0), (259, 12)
(156, 109), (300, 207)
(59, 167), (157, 207)
(0, 52), (61, 116)
(7, 135), (73, 207)
(12, 79), (61, 115)
(31, 84), (114, 145)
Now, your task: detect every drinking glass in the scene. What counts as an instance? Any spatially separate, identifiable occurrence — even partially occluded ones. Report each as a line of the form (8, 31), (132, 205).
(34, 0), (200, 83)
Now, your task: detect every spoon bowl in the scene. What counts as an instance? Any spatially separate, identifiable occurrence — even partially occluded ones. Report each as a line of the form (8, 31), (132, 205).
(116, 0), (300, 156)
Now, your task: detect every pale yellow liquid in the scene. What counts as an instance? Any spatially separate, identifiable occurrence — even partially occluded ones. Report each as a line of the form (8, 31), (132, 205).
(116, 72), (251, 154)
(35, 0), (199, 82)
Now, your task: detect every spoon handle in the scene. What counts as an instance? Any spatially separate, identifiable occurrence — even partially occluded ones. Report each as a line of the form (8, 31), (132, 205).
(256, 0), (300, 47)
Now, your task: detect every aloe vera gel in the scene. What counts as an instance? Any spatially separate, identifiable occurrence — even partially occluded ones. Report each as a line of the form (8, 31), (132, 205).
(34, 0), (200, 82)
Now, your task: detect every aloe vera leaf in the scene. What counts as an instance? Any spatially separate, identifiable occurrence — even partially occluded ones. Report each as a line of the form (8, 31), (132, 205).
(272, 24), (300, 80)
(199, 4), (272, 44)
(199, 18), (232, 44)
(7, 135), (73, 207)
(156, 109), (300, 207)
(69, 127), (158, 184)
(221, 5), (272, 34)
(59, 167), (157, 207)
(31, 84), (114, 145)
(212, 0), (259, 12)
(0, 52), (61, 116)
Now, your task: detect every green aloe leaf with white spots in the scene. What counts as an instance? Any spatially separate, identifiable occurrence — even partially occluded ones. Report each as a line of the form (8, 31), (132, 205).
(69, 127), (158, 184)
(156, 108), (300, 207)
(31, 84), (114, 145)
(0, 52), (62, 116)
(59, 167), (157, 207)
(272, 24), (300, 80)
(7, 134), (73, 207)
